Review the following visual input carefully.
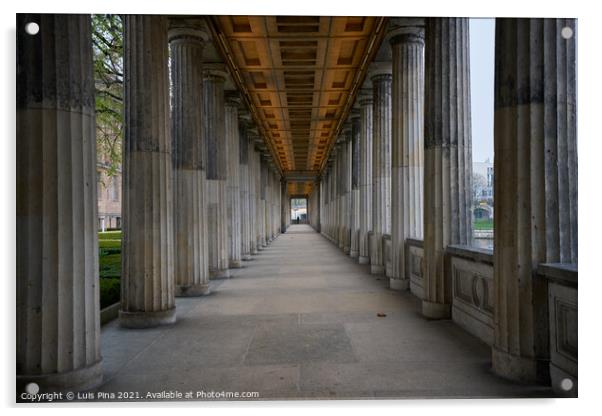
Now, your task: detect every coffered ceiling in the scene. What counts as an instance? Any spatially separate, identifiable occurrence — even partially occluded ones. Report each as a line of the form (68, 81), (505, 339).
(209, 16), (386, 195)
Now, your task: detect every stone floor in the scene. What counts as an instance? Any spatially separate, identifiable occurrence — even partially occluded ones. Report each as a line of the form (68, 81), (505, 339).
(97, 224), (553, 401)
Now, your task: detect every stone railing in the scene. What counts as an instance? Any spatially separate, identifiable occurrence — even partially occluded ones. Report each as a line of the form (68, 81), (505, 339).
(538, 263), (578, 397)
(405, 238), (425, 299)
(446, 245), (494, 345)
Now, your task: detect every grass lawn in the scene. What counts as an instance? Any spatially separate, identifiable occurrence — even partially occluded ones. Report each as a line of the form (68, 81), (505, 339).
(99, 230), (122, 309)
(99, 230), (122, 240)
(474, 218), (493, 231)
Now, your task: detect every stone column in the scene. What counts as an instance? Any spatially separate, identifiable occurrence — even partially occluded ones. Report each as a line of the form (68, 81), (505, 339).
(389, 23), (425, 290)
(259, 155), (267, 248)
(492, 18), (577, 384)
(121, 15), (176, 327)
(337, 132), (349, 252)
(333, 147), (341, 246)
(247, 129), (258, 254)
(265, 164), (273, 242)
(281, 179), (288, 233)
(422, 18), (473, 318)
(254, 149), (263, 251)
(17, 14), (102, 391)
(314, 179), (322, 232)
(343, 125), (353, 254)
(370, 67), (392, 275)
(225, 93), (242, 268)
(358, 91), (374, 264)
(169, 25), (210, 297)
(349, 111), (361, 258)
(204, 69), (230, 279)
(239, 116), (252, 261)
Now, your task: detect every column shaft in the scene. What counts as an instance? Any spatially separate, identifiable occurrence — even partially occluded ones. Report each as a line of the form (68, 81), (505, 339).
(169, 27), (210, 296)
(281, 180), (288, 233)
(492, 18), (577, 383)
(371, 73), (392, 275)
(390, 28), (425, 290)
(121, 15), (176, 327)
(17, 14), (102, 391)
(204, 71), (230, 279)
(358, 95), (373, 264)
(422, 18), (472, 318)
(349, 114), (361, 258)
(225, 95), (242, 268)
(248, 137), (258, 254)
(239, 121), (252, 260)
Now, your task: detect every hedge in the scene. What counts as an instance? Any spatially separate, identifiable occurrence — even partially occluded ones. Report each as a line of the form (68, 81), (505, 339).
(99, 278), (120, 309)
(99, 253), (121, 279)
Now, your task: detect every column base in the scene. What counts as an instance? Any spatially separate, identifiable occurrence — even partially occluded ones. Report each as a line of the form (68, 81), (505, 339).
(17, 359), (103, 395)
(421, 300), (451, 319)
(242, 254), (252, 261)
(349, 250), (359, 258)
(229, 260), (243, 269)
(491, 345), (539, 384)
(250, 248), (258, 255)
(358, 255), (370, 265)
(343, 246), (350, 255)
(370, 264), (385, 275)
(119, 307), (176, 329)
(389, 278), (409, 291)
(175, 283), (210, 297)
(550, 363), (578, 397)
(210, 269), (231, 279)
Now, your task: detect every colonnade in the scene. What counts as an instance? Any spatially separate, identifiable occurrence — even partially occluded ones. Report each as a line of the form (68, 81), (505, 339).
(16, 14), (284, 391)
(315, 16), (577, 387)
(16, 14), (577, 394)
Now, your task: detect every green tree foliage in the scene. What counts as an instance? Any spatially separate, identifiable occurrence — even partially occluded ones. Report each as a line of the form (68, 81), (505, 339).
(92, 14), (123, 178)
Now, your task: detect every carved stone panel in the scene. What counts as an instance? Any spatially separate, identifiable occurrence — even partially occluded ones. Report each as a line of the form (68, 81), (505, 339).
(407, 244), (424, 299)
(548, 281), (578, 395)
(450, 256), (494, 345)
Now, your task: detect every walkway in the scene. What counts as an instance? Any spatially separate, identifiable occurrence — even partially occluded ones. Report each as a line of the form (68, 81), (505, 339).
(98, 224), (552, 400)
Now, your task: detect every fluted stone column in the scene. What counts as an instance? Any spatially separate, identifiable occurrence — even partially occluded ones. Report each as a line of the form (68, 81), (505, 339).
(259, 156), (267, 248)
(358, 92), (374, 264)
(253, 148), (263, 251)
(314, 179), (322, 232)
(370, 68), (392, 275)
(339, 138), (346, 250)
(16, 14), (102, 391)
(265, 165), (273, 242)
(239, 117), (252, 261)
(349, 112), (361, 258)
(121, 15), (176, 327)
(389, 24), (425, 290)
(247, 129), (258, 254)
(492, 18), (577, 384)
(169, 26), (210, 296)
(422, 18), (473, 318)
(333, 147), (341, 246)
(281, 180), (288, 233)
(225, 93), (242, 268)
(343, 126), (353, 254)
(204, 69), (230, 279)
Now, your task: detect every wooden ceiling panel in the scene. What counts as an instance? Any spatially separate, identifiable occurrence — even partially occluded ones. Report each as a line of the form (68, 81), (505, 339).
(213, 15), (385, 175)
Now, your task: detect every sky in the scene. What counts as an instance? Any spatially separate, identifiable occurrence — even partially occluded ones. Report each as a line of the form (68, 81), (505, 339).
(469, 18), (495, 164)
